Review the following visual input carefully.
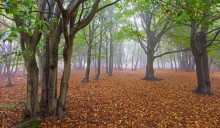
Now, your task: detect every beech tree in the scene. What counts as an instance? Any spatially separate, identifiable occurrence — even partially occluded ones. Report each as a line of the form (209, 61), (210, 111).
(1, 0), (120, 119)
(165, 0), (220, 94)
(82, 17), (98, 84)
(133, 0), (172, 80)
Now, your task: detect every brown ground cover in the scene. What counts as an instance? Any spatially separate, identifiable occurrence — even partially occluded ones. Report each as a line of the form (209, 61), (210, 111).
(0, 69), (220, 127)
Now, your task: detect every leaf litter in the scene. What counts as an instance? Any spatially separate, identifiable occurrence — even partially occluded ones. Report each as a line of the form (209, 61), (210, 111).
(0, 69), (220, 127)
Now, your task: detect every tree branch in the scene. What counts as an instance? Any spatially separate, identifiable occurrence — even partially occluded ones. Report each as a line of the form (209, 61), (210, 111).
(70, 0), (100, 36)
(98, 0), (121, 12)
(203, 29), (220, 53)
(154, 48), (191, 59)
(0, 14), (14, 21)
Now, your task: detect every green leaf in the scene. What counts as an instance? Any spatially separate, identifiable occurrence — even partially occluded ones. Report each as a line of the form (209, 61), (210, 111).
(9, 0), (18, 3)
(177, 10), (183, 17)
(11, 8), (20, 15)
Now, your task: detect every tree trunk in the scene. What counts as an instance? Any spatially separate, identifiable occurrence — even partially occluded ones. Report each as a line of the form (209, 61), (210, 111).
(108, 6), (114, 76)
(170, 54), (173, 69)
(190, 23), (210, 95)
(82, 18), (96, 83)
(23, 50), (40, 117)
(200, 26), (211, 94)
(143, 50), (156, 80)
(173, 53), (178, 71)
(47, 28), (61, 115)
(40, 39), (49, 107)
(94, 41), (102, 80)
(94, 16), (103, 80)
(82, 44), (92, 83)
(57, 40), (73, 118)
(194, 56), (207, 92)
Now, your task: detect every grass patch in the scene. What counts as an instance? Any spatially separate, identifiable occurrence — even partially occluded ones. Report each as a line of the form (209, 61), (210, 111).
(5, 102), (17, 109)
(20, 118), (41, 128)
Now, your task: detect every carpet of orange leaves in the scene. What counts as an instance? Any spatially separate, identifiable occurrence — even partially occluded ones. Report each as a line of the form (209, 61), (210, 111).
(0, 69), (220, 128)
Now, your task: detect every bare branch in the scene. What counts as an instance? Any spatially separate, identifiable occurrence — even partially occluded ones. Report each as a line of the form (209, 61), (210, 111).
(0, 14), (14, 21)
(70, 0), (100, 36)
(154, 48), (191, 59)
(203, 29), (220, 52)
(98, 0), (121, 12)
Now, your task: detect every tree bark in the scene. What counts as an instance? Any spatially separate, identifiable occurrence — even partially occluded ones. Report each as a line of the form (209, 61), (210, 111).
(40, 39), (49, 107)
(82, 44), (92, 83)
(57, 39), (73, 118)
(143, 50), (156, 80)
(190, 23), (211, 95)
(47, 23), (62, 115)
(108, 6), (114, 76)
(94, 16), (103, 80)
(23, 47), (40, 117)
(105, 40), (109, 74)
(82, 18), (96, 83)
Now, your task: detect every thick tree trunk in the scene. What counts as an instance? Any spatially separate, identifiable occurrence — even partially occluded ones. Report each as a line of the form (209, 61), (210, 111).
(24, 52), (40, 117)
(40, 39), (49, 107)
(194, 56), (207, 93)
(190, 23), (211, 95)
(203, 52), (211, 94)
(200, 26), (211, 94)
(143, 50), (156, 80)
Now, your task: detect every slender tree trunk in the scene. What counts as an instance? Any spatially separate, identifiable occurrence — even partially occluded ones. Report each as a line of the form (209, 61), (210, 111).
(108, 6), (114, 76)
(82, 44), (92, 83)
(57, 40), (73, 118)
(173, 53), (178, 71)
(105, 39), (109, 74)
(170, 54), (173, 69)
(131, 44), (136, 71)
(47, 23), (62, 115)
(94, 17), (103, 80)
(82, 18), (96, 83)
(94, 41), (102, 80)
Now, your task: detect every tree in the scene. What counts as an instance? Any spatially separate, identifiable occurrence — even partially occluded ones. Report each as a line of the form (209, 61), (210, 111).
(165, 0), (220, 94)
(82, 17), (98, 84)
(133, 0), (172, 80)
(1, 0), (121, 119)
(94, 15), (104, 80)
(54, 0), (121, 118)
(108, 6), (114, 76)
(10, 0), (46, 117)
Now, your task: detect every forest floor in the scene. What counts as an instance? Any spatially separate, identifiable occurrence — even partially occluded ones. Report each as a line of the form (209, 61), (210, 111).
(0, 69), (220, 128)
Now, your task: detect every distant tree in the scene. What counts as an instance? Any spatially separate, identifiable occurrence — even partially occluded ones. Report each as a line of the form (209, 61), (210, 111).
(133, 0), (172, 80)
